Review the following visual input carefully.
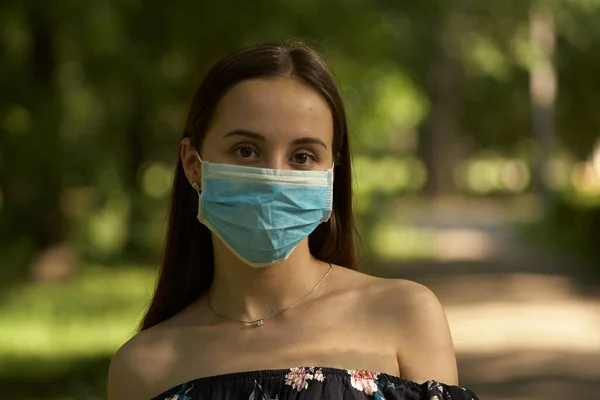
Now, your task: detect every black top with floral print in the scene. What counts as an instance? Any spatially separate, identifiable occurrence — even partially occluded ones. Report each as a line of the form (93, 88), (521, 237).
(152, 367), (479, 400)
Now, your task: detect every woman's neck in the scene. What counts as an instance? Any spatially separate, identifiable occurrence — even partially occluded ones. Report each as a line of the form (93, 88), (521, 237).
(207, 237), (330, 323)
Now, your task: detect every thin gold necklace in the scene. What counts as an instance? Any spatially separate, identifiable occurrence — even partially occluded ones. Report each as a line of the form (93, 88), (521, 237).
(206, 263), (333, 327)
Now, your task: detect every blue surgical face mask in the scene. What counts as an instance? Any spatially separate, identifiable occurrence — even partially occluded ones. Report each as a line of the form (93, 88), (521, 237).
(194, 153), (334, 268)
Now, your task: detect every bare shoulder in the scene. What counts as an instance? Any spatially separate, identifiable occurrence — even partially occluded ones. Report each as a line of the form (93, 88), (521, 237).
(333, 266), (442, 315)
(334, 268), (458, 384)
(381, 279), (457, 384)
(108, 325), (178, 400)
(343, 269), (453, 341)
(380, 278), (444, 316)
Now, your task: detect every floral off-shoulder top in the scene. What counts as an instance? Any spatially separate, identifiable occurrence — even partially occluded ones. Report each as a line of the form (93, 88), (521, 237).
(151, 367), (479, 400)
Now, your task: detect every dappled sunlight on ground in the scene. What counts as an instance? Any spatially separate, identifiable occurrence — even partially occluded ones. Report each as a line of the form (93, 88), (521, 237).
(0, 265), (152, 360)
(432, 228), (497, 261)
(370, 196), (547, 262)
(449, 298), (600, 353)
(368, 196), (600, 400)
(374, 260), (600, 399)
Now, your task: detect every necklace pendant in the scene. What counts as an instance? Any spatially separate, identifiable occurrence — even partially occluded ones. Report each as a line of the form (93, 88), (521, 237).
(255, 319), (264, 327)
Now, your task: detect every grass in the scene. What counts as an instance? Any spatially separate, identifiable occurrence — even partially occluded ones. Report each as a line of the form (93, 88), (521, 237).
(0, 264), (154, 400)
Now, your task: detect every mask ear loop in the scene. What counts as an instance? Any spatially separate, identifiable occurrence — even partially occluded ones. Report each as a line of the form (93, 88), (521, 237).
(193, 151), (203, 191)
(330, 162), (335, 183)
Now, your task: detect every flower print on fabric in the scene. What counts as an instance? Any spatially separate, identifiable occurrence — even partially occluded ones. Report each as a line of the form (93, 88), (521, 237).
(348, 369), (379, 395)
(153, 367), (480, 400)
(284, 367), (325, 392)
(426, 381), (453, 400)
(285, 367), (313, 391)
(164, 384), (194, 400)
(314, 369), (325, 382)
(248, 381), (279, 400)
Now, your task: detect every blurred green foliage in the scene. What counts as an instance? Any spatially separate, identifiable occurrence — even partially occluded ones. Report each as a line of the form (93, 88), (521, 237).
(1, 0), (600, 398)
(1, 0), (600, 268)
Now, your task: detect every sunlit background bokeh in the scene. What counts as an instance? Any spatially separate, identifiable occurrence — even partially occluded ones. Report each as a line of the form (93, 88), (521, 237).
(1, 1), (600, 399)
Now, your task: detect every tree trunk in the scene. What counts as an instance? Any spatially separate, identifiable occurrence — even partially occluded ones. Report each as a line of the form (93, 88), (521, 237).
(530, 3), (557, 209)
(124, 85), (147, 257)
(419, 12), (463, 197)
(0, 5), (76, 281)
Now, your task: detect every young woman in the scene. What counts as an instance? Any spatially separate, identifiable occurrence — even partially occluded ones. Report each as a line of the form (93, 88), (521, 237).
(108, 42), (479, 400)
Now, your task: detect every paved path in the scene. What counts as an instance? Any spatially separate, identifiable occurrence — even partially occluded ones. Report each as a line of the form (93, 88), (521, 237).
(368, 197), (600, 400)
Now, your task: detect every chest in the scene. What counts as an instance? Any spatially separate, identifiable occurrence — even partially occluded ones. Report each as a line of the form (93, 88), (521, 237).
(167, 309), (400, 382)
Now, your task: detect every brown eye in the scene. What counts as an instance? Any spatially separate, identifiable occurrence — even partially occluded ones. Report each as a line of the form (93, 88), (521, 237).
(235, 146), (257, 158)
(292, 152), (316, 165)
(295, 154), (309, 164)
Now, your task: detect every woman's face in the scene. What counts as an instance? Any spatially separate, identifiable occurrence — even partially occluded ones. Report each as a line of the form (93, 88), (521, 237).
(191, 76), (334, 174)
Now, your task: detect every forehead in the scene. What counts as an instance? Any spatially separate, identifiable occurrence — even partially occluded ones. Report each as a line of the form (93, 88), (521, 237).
(207, 76), (334, 143)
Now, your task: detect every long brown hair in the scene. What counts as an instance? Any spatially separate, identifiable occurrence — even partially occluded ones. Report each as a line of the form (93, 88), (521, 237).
(140, 42), (361, 331)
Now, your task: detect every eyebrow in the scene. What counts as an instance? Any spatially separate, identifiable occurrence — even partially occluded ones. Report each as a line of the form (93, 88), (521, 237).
(223, 129), (328, 149)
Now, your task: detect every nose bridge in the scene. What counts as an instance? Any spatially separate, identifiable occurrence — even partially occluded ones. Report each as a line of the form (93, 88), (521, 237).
(264, 148), (288, 170)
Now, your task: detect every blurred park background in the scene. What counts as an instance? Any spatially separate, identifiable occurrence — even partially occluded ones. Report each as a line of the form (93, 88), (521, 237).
(1, 1), (600, 399)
